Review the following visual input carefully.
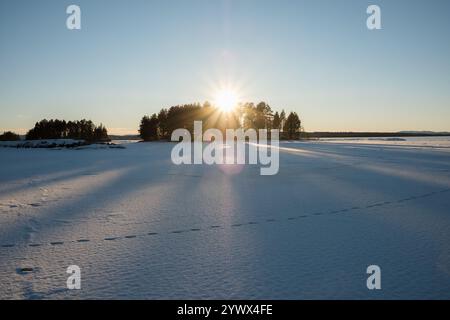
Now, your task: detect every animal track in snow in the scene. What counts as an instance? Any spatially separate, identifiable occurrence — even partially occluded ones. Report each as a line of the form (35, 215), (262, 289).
(1, 187), (449, 251)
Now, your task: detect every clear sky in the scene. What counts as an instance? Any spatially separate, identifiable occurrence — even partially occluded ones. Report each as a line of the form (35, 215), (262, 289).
(1, 0), (450, 134)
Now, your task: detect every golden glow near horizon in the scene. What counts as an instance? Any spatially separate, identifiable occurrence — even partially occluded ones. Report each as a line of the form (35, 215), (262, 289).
(213, 88), (239, 112)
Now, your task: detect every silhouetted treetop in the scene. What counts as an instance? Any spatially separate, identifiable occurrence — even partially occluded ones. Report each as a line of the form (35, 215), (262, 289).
(25, 119), (109, 142)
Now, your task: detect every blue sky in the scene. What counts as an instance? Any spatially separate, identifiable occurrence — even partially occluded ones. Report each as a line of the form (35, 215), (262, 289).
(1, 0), (450, 134)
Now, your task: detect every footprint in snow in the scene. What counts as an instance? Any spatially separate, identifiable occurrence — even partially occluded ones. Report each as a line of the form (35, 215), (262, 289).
(104, 237), (120, 241)
(16, 267), (35, 275)
(29, 203), (42, 207)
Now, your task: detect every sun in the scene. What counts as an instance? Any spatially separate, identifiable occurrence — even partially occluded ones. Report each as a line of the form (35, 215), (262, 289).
(214, 89), (239, 112)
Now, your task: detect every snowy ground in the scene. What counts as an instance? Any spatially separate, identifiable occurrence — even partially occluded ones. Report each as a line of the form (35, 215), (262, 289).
(318, 136), (450, 148)
(0, 138), (450, 299)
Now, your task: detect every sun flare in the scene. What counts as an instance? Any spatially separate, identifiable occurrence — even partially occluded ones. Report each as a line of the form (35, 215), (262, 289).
(214, 89), (239, 112)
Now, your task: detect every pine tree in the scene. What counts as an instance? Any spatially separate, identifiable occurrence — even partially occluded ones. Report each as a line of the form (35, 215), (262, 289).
(283, 112), (301, 140)
(139, 114), (159, 141)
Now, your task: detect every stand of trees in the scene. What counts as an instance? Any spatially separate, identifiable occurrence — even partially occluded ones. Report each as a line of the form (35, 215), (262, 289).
(25, 119), (109, 142)
(284, 112), (302, 139)
(139, 102), (302, 141)
(0, 131), (21, 141)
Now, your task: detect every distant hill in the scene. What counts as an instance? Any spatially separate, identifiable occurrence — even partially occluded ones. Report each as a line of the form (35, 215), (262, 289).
(108, 134), (140, 140)
(304, 132), (450, 138)
(398, 131), (450, 135)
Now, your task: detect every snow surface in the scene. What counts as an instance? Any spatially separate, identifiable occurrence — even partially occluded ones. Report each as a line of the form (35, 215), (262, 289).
(318, 136), (450, 148)
(0, 139), (84, 148)
(0, 138), (450, 299)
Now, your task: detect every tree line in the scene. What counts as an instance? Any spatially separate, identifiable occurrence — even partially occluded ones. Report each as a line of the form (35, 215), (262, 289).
(25, 119), (109, 141)
(0, 131), (21, 141)
(139, 102), (302, 141)
(1, 103), (302, 142)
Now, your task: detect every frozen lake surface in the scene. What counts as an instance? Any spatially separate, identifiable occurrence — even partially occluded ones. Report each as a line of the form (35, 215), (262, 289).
(1, 139), (450, 299)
